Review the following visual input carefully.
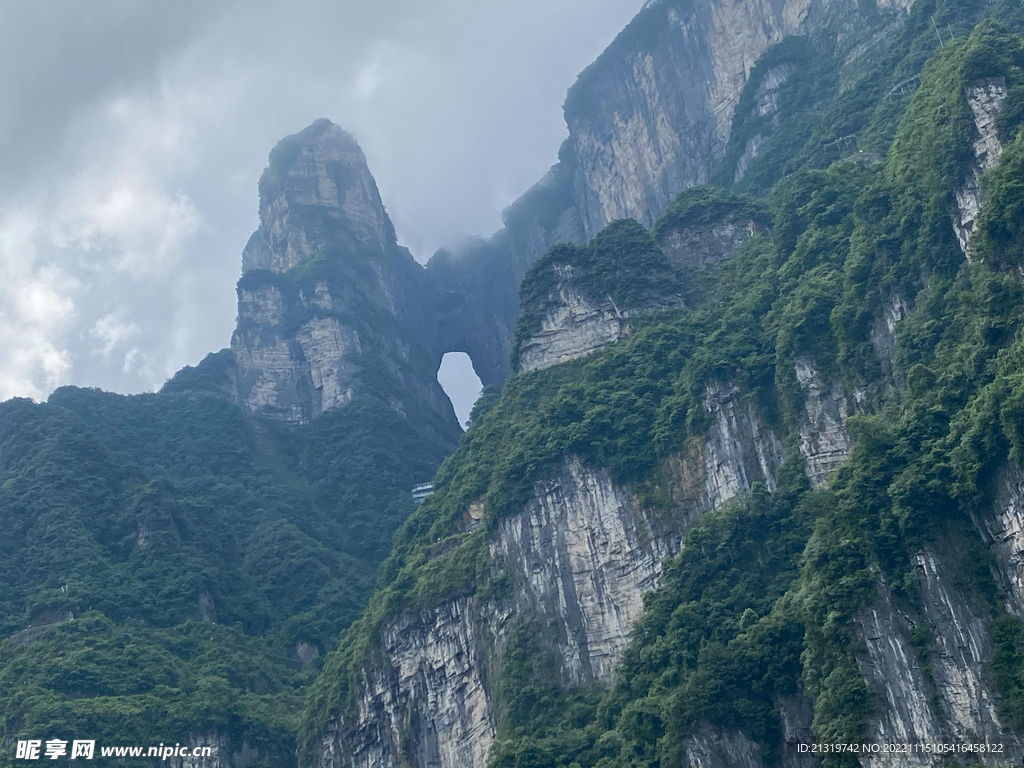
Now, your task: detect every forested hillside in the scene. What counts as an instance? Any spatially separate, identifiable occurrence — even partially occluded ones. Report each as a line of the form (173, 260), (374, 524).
(0, 374), (453, 765)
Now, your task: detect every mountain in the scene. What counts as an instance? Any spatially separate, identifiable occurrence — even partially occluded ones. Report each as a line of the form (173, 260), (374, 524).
(296, 2), (1024, 768)
(3, 0), (1024, 767)
(0, 125), (463, 767)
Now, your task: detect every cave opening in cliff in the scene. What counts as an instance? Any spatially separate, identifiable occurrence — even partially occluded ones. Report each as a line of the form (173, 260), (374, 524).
(437, 351), (483, 430)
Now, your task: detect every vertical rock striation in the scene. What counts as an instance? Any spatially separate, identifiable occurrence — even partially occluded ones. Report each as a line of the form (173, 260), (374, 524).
(954, 79), (1007, 256)
(853, 548), (1023, 768)
(514, 263), (635, 372)
(319, 384), (784, 768)
(795, 358), (853, 488)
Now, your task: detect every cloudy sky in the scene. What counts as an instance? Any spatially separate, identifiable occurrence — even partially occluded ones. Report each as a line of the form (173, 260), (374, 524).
(0, 0), (639, 422)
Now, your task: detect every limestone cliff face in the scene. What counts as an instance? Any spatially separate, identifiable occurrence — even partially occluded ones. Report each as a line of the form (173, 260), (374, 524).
(318, 383), (784, 768)
(424, 0), (915, 384)
(514, 205), (761, 373)
(562, 0), (913, 235)
(655, 204), (765, 272)
(680, 695), (817, 768)
(514, 260), (684, 373)
(319, 599), (498, 768)
(227, 121), (456, 428)
(733, 64), (793, 183)
(853, 549), (1024, 768)
(795, 358), (854, 489)
(973, 466), (1024, 617)
(151, 731), (279, 768)
(514, 264), (635, 372)
(242, 119), (395, 274)
(954, 79), (1008, 256)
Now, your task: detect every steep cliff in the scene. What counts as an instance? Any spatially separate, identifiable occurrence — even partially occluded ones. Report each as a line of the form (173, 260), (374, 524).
(302, 16), (1024, 768)
(512, 220), (684, 372)
(312, 383), (785, 768)
(6, 0), (1024, 767)
(953, 79), (1008, 255)
(228, 120), (457, 433)
(416, 0), (920, 385)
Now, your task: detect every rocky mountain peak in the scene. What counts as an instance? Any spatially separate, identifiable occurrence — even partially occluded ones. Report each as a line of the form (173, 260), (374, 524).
(241, 118), (398, 273)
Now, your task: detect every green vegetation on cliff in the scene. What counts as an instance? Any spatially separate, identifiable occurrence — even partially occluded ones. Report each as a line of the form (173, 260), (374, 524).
(511, 220), (684, 370)
(301, 15), (1024, 768)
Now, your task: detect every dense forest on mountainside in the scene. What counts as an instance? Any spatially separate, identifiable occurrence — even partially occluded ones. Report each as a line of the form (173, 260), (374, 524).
(0, 373), (452, 765)
(301, 6), (1024, 767)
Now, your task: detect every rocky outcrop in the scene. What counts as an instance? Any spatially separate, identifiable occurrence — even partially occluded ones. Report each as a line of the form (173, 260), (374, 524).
(494, 458), (691, 683)
(954, 79), (1008, 256)
(513, 219), (685, 372)
(421, 0), (916, 385)
(678, 697), (819, 768)
(228, 122), (457, 428)
(683, 724), (764, 768)
(242, 120), (395, 274)
(701, 381), (784, 505)
(319, 384), (783, 768)
(854, 548), (1022, 768)
(564, 0), (912, 235)
(656, 211), (765, 272)
(870, 293), (909, 380)
(231, 281), (362, 422)
(795, 358), (853, 488)
(152, 732), (271, 768)
(973, 466), (1024, 618)
(515, 262), (680, 372)
(320, 599), (499, 768)
(734, 64), (793, 183)
(515, 265), (630, 372)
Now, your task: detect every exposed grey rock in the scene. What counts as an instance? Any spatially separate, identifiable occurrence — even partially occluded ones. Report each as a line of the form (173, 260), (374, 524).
(855, 582), (944, 766)
(494, 458), (690, 682)
(319, 384), (784, 768)
(734, 64), (793, 183)
(954, 79), (1007, 257)
(515, 263), (681, 372)
(320, 599), (499, 768)
(973, 465), (1024, 619)
(515, 265), (632, 372)
(702, 381), (784, 505)
(242, 120), (395, 274)
(795, 357), (852, 488)
(424, 0), (916, 385)
(854, 548), (1023, 768)
(683, 724), (764, 768)
(914, 551), (1009, 746)
(228, 123), (456, 428)
(778, 693), (820, 768)
(870, 293), (909, 380)
(153, 732), (269, 768)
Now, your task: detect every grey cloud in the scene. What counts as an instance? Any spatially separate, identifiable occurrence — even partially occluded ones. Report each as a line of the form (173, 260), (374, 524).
(0, 0), (640, 419)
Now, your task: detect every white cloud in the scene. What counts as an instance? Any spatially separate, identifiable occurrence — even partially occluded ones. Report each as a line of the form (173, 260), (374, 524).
(0, 0), (641, 406)
(88, 311), (140, 360)
(0, 211), (77, 400)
